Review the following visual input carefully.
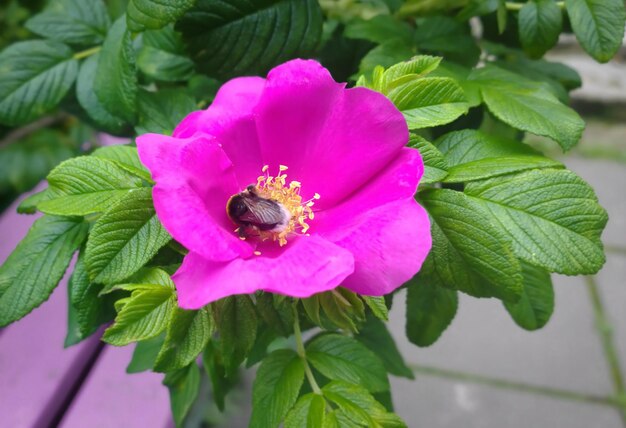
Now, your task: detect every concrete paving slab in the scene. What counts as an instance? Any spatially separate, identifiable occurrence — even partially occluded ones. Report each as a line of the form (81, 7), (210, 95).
(391, 376), (622, 428)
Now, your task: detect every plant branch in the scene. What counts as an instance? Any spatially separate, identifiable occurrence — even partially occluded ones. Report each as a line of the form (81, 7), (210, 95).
(505, 1), (565, 11)
(409, 363), (625, 408)
(584, 276), (626, 425)
(73, 46), (101, 60)
(293, 304), (322, 394)
(0, 113), (69, 148)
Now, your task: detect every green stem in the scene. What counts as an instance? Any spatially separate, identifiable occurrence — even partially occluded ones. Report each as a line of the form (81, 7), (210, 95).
(505, 1), (565, 11)
(409, 364), (624, 408)
(73, 46), (102, 60)
(293, 304), (322, 395)
(584, 276), (626, 425)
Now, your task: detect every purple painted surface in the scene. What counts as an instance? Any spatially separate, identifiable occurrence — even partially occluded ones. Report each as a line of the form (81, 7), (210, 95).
(60, 345), (172, 428)
(0, 192), (101, 427)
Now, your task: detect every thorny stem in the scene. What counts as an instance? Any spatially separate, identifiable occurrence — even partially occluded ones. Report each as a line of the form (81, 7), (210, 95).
(73, 46), (102, 60)
(409, 364), (626, 409)
(293, 304), (322, 395)
(505, 1), (565, 11)
(584, 276), (626, 425)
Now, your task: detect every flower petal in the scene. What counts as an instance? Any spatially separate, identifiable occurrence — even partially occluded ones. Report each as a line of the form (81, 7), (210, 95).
(137, 133), (253, 261)
(173, 235), (355, 308)
(334, 199), (431, 296)
(255, 59), (408, 208)
(174, 76), (266, 187)
(312, 147), (424, 234)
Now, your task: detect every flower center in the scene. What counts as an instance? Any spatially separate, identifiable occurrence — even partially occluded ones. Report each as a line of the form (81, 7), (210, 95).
(256, 165), (319, 246)
(228, 165), (319, 248)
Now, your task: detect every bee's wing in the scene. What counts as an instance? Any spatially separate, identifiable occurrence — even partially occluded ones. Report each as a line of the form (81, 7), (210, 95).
(240, 197), (285, 226)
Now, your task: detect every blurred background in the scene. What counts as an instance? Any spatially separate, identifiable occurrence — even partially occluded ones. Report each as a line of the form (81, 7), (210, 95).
(0, 1), (625, 427)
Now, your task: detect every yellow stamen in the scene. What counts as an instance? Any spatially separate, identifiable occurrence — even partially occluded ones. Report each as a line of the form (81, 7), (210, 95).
(255, 164), (318, 246)
(254, 251), (262, 256)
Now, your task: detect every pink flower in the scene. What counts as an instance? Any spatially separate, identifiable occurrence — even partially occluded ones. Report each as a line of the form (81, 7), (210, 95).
(137, 59), (431, 309)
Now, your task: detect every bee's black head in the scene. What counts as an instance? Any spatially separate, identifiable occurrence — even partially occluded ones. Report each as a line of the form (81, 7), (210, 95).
(226, 195), (249, 220)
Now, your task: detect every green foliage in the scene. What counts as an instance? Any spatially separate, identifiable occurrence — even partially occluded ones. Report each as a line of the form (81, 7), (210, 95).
(85, 187), (171, 284)
(38, 156), (144, 216)
(0, 40), (78, 126)
(565, 0), (626, 62)
(518, 0), (562, 58)
(94, 16), (138, 124)
(406, 274), (458, 347)
(306, 333), (389, 393)
(0, 215), (87, 326)
(216, 295), (258, 375)
(0, 0), (623, 425)
(504, 263), (554, 330)
(178, 0), (323, 79)
(67, 251), (116, 343)
(127, 0), (195, 32)
(25, 0), (110, 45)
(164, 363), (201, 427)
(250, 349), (305, 428)
(103, 282), (175, 346)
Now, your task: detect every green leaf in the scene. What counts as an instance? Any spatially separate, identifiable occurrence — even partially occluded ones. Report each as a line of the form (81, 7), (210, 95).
(357, 40), (415, 78)
(85, 187), (171, 284)
(518, 0), (562, 58)
(127, 0), (196, 32)
(388, 77), (468, 129)
(464, 169), (607, 274)
(373, 55), (442, 94)
(250, 349), (305, 428)
(414, 16), (480, 67)
(344, 15), (413, 44)
(25, 0), (110, 45)
(137, 25), (195, 82)
(95, 16), (138, 124)
(504, 263), (554, 330)
(154, 307), (213, 372)
(68, 251), (115, 341)
(0, 40), (78, 126)
(39, 156), (143, 216)
(217, 295), (258, 375)
(322, 381), (406, 428)
(76, 54), (127, 134)
(565, 0), (626, 63)
(408, 134), (447, 184)
(362, 296), (388, 321)
(178, 0), (323, 79)
(406, 274), (458, 347)
(356, 315), (414, 379)
(435, 130), (562, 183)
(17, 190), (52, 215)
(284, 393), (326, 428)
(202, 340), (236, 411)
(306, 333), (389, 393)
(127, 334), (166, 373)
(91, 144), (152, 181)
(100, 267), (175, 295)
(164, 363), (201, 427)
(318, 291), (358, 332)
(256, 292), (291, 337)
(0, 216), (87, 327)
(470, 65), (585, 150)
(135, 88), (197, 135)
(103, 285), (175, 345)
(301, 294), (322, 326)
(420, 189), (522, 301)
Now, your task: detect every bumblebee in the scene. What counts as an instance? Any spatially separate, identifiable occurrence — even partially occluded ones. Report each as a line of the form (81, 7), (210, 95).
(226, 185), (291, 238)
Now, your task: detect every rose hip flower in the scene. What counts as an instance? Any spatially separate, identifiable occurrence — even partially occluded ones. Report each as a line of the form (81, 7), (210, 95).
(137, 59), (431, 308)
